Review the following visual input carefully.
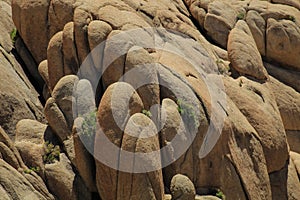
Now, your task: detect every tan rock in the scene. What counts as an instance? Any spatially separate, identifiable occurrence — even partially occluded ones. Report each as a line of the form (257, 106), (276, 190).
(0, 159), (49, 199)
(0, 46), (45, 137)
(14, 119), (53, 178)
(0, 127), (25, 169)
(164, 194), (172, 200)
(204, 1), (239, 48)
(88, 20), (112, 72)
(45, 153), (77, 200)
(117, 113), (164, 200)
(74, 79), (96, 117)
(170, 174), (195, 200)
(63, 22), (79, 75)
(249, 1), (300, 23)
(73, 118), (97, 192)
(124, 46), (160, 110)
(15, 119), (47, 144)
(286, 131), (300, 153)
(269, 77), (300, 131)
(198, 97), (271, 200)
(12, 0), (50, 63)
(102, 30), (133, 89)
(62, 136), (76, 168)
(0, 142), (20, 169)
(0, 1), (14, 52)
(195, 195), (221, 200)
(290, 151), (300, 176)
(48, 0), (74, 38)
(264, 62), (300, 93)
(245, 10), (266, 56)
(224, 76), (289, 173)
(269, 159), (300, 200)
(38, 60), (50, 90)
(52, 75), (79, 128)
(160, 98), (193, 187)
(47, 31), (64, 90)
(23, 172), (55, 200)
(44, 97), (70, 141)
(266, 18), (300, 71)
(227, 20), (268, 80)
(95, 82), (143, 200)
(97, 5), (149, 30)
(189, 1), (206, 28)
(272, 0), (300, 10)
(74, 6), (93, 64)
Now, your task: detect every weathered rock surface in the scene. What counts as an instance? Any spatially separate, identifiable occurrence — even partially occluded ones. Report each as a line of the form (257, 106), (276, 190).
(228, 20), (268, 80)
(3, 0), (300, 200)
(269, 77), (300, 131)
(266, 18), (300, 71)
(0, 159), (50, 200)
(170, 174), (196, 200)
(45, 153), (77, 200)
(0, 0), (44, 138)
(95, 82), (144, 200)
(224, 76), (289, 173)
(117, 113), (164, 200)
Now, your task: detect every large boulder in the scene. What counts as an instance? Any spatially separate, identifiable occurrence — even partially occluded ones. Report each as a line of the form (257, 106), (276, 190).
(170, 174), (196, 200)
(227, 20), (268, 80)
(0, 159), (51, 200)
(224, 76), (289, 173)
(95, 82), (144, 200)
(266, 18), (300, 71)
(117, 113), (164, 200)
(0, 1), (45, 138)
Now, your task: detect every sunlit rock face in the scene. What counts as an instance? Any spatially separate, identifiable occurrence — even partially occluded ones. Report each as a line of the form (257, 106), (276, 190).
(0, 0), (298, 199)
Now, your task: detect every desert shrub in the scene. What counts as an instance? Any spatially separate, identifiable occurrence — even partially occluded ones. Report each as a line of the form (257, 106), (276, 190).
(236, 12), (245, 20)
(10, 28), (18, 44)
(43, 141), (60, 164)
(177, 99), (200, 129)
(80, 109), (97, 149)
(24, 166), (40, 174)
(142, 109), (152, 118)
(215, 189), (226, 200)
(287, 15), (296, 22)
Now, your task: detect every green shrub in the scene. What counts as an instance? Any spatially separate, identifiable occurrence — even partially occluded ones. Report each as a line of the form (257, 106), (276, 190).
(80, 109), (97, 148)
(287, 15), (296, 22)
(177, 99), (200, 129)
(43, 141), (60, 164)
(216, 189), (226, 200)
(10, 28), (18, 44)
(236, 12), (245, 20)
(142, 109), (152, 118)
(24, 166), (40, 174)
(216, 59), (230, 75)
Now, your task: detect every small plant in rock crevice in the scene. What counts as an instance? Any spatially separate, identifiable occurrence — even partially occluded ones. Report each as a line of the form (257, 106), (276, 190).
(176, 99), (200, 130)
(236, 12), (245, 21)
(80, 109), (97, 150)
(43, 141), (60, 164)
(24, 166), (40, 174)
(215, 189), (226, 200)
(216, 59), (231, 76)
(286, 15), (296, 22)
(142, 109), (152, 118)
(10, 28), (18, 44)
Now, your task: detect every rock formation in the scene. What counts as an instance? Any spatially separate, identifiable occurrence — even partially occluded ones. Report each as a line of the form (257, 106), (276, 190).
(0, 0), (299, 199)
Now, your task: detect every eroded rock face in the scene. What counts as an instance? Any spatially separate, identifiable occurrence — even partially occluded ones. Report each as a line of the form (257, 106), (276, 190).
(0, 0), (45, 138)
(227, 20), (268, 80)
(3, 0), (300, 200)
(170, 174), (196, 200)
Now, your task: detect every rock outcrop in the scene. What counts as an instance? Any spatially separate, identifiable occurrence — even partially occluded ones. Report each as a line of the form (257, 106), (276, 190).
(0, 0), (298, 200)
